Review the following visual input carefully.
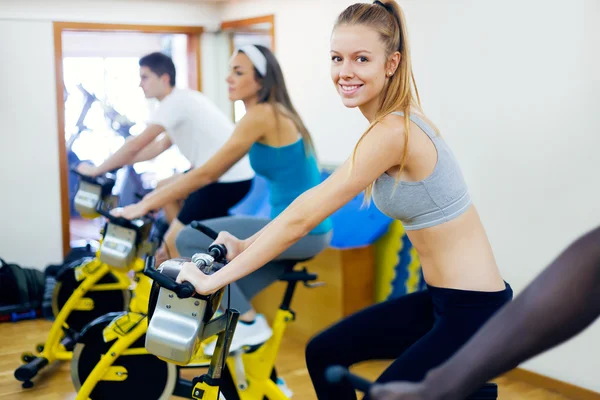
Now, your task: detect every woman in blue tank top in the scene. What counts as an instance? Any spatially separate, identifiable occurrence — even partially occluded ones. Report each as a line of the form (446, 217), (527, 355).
(176, 1), (512, 398)
(174, 44), (332, 356)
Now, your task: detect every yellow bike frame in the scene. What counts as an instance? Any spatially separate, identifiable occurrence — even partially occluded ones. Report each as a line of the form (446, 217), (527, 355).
(73, 269), (153, 400)
(225, 309), (293, 400)
(74, 267), (308, 400)
(38, 253), (145, 364)
(75, 314), (149, 400)
(79, 308), (296, 400)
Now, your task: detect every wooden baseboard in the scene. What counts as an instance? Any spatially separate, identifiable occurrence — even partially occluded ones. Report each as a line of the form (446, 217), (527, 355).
(503, 368), (600, 399)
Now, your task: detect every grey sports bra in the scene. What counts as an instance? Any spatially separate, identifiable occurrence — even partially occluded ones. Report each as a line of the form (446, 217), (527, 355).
(372, 111), (472, 231)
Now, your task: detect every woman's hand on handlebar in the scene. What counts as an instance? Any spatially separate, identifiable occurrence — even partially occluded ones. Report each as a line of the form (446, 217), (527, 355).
(175, 262), (219, 295)
(110, 202), (148, 220)
(370, 382), (434, 400)
(212, 231), (245, 262)
(76, 162), (99, 177)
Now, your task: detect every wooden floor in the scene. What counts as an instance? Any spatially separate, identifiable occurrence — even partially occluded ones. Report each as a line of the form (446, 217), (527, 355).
(0, 319), (573, 400)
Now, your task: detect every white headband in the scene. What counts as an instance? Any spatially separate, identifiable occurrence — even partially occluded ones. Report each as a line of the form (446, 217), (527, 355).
(234, 45), (267, 77)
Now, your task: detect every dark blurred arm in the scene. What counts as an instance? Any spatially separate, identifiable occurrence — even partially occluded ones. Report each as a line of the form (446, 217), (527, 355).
(429, 225), (600, 399)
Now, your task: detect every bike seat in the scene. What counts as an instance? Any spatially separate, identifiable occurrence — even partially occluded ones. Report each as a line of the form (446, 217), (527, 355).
(278, 269), (317, 283)
(277, 259), (318, 283)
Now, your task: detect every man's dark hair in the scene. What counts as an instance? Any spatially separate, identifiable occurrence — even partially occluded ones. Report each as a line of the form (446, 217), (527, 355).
(139, 52), (176, 87)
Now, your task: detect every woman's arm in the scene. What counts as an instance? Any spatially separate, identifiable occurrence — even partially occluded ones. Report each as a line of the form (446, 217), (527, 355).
(177, 115), (408, 294)
(112, 108), (266, 219)
(217, 185), (317, 258)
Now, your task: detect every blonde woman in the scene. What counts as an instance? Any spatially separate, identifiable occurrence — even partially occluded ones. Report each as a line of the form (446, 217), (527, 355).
(176, 2), (512, 398)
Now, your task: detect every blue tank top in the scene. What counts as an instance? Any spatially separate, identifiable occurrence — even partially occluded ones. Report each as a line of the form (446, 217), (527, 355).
(248, 138), (333, 235)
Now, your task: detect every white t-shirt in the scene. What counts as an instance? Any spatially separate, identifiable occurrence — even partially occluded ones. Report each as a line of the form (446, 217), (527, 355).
(148, 89), (254, 183)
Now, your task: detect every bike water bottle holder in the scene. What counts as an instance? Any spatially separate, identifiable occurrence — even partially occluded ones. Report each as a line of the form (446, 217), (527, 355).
(145, 258), (224, 365)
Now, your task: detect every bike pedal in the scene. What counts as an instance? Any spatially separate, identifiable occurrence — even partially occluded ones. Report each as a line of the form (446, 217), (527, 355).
(183, 360), (211, 368)
(304, 281), (325, 288)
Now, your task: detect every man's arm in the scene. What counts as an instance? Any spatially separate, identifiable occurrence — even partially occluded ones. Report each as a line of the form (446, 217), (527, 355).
(371, 225), (600, 400)
(81, 124), (165, 176)
(131, 134), (173, 163)
(112, 105), (268, 220)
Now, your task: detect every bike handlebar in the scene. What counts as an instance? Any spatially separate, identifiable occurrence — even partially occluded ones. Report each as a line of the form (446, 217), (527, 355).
(143, 256), (198, 299)
(143, 221), (228, 298)
(191, 221), (227, 262)
(325, 365), (373, 393)
(95, 199), (153, 227)
(70, 166), (115, 187)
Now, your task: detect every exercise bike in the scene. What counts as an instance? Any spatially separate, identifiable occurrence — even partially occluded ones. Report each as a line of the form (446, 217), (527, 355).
(14, 175), (159, 389)
(324, 365), (499, 399)
(70, 222), (324, 399)
(66, 83), (152, 210)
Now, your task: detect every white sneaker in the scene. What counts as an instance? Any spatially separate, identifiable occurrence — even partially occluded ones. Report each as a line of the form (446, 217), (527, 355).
(204, 314), (273, 356)
(276, 377), (293, 397)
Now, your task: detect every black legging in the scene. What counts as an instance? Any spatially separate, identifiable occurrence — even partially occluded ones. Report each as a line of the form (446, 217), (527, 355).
(305, 282), (513, 399)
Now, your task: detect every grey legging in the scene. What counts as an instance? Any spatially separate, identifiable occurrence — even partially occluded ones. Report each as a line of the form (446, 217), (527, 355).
(175, 216), (332, 314)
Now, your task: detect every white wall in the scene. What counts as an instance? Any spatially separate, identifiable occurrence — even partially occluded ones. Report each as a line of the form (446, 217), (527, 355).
(62, 31), (165, 57)
(220, 0), (600, 392)
(0, 0), (221, 269)
(0, 0), (221, 27)
(0, 20), (62, 269)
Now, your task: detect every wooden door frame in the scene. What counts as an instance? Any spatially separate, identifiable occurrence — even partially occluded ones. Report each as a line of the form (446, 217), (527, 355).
(54, 22), (204, 257)
(220, 14), (275, 52)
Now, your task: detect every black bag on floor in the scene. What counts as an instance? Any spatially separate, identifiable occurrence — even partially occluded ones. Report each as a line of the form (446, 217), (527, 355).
(0, 258), (45, 321)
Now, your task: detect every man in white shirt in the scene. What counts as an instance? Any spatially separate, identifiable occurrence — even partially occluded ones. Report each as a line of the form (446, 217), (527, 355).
(78, 52), (254, 262)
